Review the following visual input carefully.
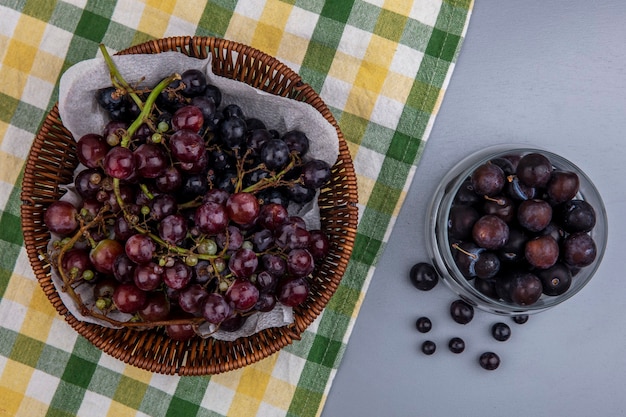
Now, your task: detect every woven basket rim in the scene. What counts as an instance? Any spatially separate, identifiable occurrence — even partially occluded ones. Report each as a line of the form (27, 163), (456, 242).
(20, 35), (358, 375)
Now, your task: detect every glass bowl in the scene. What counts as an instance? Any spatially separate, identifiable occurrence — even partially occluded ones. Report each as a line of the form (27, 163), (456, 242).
(426, 145), (608, 316)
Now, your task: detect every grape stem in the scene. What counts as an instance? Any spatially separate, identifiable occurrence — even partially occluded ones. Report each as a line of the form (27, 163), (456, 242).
(98, 44), (144, 110)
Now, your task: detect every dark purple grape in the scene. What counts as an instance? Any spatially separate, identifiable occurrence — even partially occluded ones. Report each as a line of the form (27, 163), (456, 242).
(90, 239), (124, 274)
(201, 293), (233, 324)
(255, 270), (278, 292)
(505, 175), (536, 201)
(113, 254), (135, 283)
(180, 69), (207, 97)
(138, 291), (171, 322)
(453, 179), (481, 206)
(498, 227), (527, 263)
(77, 133), (110, 168)
(45, 200), (79, 236)
(278, 276), (309, 307)
(491, 322), (511, 341)
(450, 299), (474, 324)
(556, 200), (596, 233)
(537, 263), (572, 296)
(474, 251), (501, 279)
(483, 196), (515, 223)
(252, 228), (274, 252)
(281, 130), (309, 157)
(421, 340), (436, 355)
(472, 215), (509, 250)
(525, 235), (559, 269)
(158, 214), (188, 245)
(301, 159), (331, 189)
(255, 292), (277, 312)
(452, 241), (484, 278)
(516, 153), (552, 188)
(448, 205), (480, 240)
(262, 254), (287, 278)
(163, 260), (193, 290)
(113, 283), (148, 314)
(155, 166), (183, 193)
(258, 203), (288, 231)
(512, 314), (529, 324)
(147, 194), (176, 222)
(204, 84), (222, 107)
(562, 232), (597, 268)
(260, 138), (290, 171)
(75, 168), (103, 199)
(415, 316), (432, 333)
(547, 171), (579, 203)
(178, 284), (209, 314)
(61, 248), (93, 281)
(104, 146), (136, 180)
(517, 199), (552, 232)
(125, 234), (156, 264)
(226, 192), (260, 225)
(133, 262), (163, 291)
(508, 271), (542, 306)
(226, 278), (259, 312)
(219, 314), (247, 332)
(194, 201), (229, 234)
(275, 221), (310, 251)
(169, 129), (205, 163)
(220, 117), (247, 149)
(287, 248), (315, 277)
(247, 129), (273, 155)
(229, 248), (259, 278)
(308, 230), (330, 260)
(287, 183), (316, 204)
(409, 262), (439, 291)
(134, 143), (167, 178)
(479, 352), (500, 370)
(216, 225), (244, 252)
(165, 315), (196, 341)
(471, 163), (505, 196)
(448, 337), (465, 354)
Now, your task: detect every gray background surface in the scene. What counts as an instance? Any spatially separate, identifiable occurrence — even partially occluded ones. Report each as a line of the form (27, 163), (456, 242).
(323, 1), (626, 416)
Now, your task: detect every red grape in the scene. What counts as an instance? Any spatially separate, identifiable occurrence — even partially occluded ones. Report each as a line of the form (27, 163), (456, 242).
(113, 283), (148, 314)
(44, 201), (79, 236)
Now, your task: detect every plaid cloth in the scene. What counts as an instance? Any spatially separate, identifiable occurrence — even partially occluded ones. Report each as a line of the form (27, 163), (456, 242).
(0, 1), (472, 416)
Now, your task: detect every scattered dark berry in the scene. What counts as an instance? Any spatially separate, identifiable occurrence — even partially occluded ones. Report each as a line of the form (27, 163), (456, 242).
(450, 299), (474, 324)
(421, 340), (436, 355)
(448, 337), (465, 354)
(491, 322), (511, 342)
(409, 262), (439, 291)
(479, 352), (500, 370)
(415, 317), (432, 333)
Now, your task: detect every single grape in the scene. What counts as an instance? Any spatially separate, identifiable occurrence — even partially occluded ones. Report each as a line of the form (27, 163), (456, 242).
(508, 271), (543, 306)
(450, 299), (474, 324)
(180, 69), (207, 97)
(525, 235), (559, 269)
(90, 239), (124, 274)
(220, 117), (247, 149)
(415, 316), (432, 333)
(277, 276), (309, 307)
(562, 232), (597, 268)
(301, 159), (331, 189)
(537, 263), (572, 296)
(104, 146), (136, 180)
(194, 201), (229, 234)
(226, 192), (260, 225)
(448, 205), (480, 240)
(517, 199), (552, 232)
(169, 129), (205, 163)
(77, 133), (110, 168)
(516, 153), (552, 188)
(133, 262), (164, 291)
(281, 130), (309, 157)
(308, 230), (330, 260)
(229, 248), (259, 278)
(163, 260), (193, 290)
(134, 143), (167, 178)
(112, 283), (148, 314)
(201, 293), (233, 324)
(260, 138), (290, 171)
(491, 322), (511, 341)
(479, 352), (500, 370)
(472, 215), (509, 250)
(158, 214), (188, 245)
(471, 163), (505, 196)
(226, 278), (259, 312)
(287, 248), (315, 277)
(74, 168), (103, 199)
(547, 171), (579, 203)
(448, 337), (465, 354)
(409, 262), (439, 291)
(61, 247), (93, 281)
(172, 105), (204, 132)
(556, 200), (596, 233)
(138, 291), (171, 322)
(421, 340), (436, 355)
(45, 201), (79, 236)
(178, 284), (209, 314)
(125, 234), (156, 264)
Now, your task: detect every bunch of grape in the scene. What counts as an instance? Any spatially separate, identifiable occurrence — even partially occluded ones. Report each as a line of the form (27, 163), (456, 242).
(44, 58), (333, 341)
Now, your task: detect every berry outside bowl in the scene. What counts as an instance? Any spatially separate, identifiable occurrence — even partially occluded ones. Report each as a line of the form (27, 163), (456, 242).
(426, 145), (608, 316)
(20, 36), (358, 375)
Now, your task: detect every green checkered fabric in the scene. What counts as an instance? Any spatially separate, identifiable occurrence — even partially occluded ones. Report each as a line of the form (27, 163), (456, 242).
(0, 0), (472, 416)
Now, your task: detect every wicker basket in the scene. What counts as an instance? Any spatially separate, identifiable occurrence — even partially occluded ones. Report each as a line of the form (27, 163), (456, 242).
(20, 36), (358, 375)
